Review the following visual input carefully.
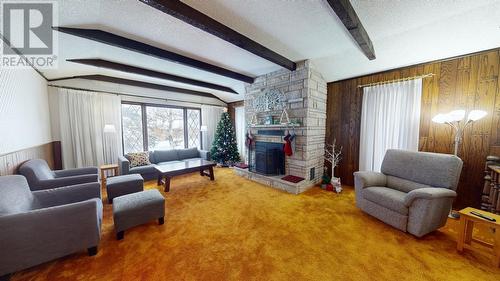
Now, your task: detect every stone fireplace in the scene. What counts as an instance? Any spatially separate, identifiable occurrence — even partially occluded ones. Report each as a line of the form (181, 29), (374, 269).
(234, 60), (327, 194)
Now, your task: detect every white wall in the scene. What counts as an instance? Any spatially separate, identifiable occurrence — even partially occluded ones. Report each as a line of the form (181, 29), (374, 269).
(0, 67), (52, 154)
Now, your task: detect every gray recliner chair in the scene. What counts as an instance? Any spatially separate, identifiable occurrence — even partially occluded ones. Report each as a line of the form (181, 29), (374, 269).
(18, 159), (98, 191)
(354, 149), (463, 237)
(0, 175), (102, 277)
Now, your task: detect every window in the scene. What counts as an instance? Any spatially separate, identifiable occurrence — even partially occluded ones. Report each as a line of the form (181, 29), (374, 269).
(121, 104), (144, 154)
(147, 107), (185, 150)
(187, 109), (201, 149)
(121, 103), (201, 153)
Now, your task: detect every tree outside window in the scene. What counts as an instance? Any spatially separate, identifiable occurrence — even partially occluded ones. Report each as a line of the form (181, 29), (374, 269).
(121, 103), (201, 153)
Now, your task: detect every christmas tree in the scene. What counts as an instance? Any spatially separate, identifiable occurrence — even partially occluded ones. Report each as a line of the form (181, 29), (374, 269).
(210, 112), (240, 165)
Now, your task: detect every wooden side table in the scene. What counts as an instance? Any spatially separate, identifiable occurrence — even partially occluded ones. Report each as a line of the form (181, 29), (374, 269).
(100, 164), (119, 190)
(457, 207), (500, 267)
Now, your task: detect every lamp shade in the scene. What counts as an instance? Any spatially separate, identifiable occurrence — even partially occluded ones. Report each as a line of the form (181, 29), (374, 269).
(200, 125), (208, 132)
(431, 113), (449, 124)
(103, 124), (116, 134)
(447, 110), (465, 122)
(467, 110), (487, 122)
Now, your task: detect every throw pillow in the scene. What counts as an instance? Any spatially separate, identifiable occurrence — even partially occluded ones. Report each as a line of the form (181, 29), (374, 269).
(127, 152), (151, 168)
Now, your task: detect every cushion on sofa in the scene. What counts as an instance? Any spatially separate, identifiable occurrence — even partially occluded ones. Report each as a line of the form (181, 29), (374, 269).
(153, 150), (179, 163)
(363, 186), (408, 215)
(177, 148), (199, 160)
(148, 152), (156, 164)
(387, 176), (432, 193)
(129, 164), (157, 174)
(126, 152), (151, 168)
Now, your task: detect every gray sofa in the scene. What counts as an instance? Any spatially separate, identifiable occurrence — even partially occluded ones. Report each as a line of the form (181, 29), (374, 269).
(18, 159), (98, 191)
(0, 175), (102, 276)
(354, 149), (463, 237)
(119, 148), (210, 180)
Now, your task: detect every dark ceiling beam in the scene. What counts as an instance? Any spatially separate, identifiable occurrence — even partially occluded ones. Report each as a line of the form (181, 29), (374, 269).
(326, 0), (376, 60)
(138, 0), (297, 71)
(48, 74), (225, 102)
(66, 58), (238, 94)
(53, 27), (254, 83)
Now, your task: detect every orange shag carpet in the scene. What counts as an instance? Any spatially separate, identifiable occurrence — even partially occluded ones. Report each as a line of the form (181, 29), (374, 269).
(12, 168), (500, 281)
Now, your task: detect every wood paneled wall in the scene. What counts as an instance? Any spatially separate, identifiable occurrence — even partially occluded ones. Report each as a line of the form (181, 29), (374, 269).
(0, 142), (61, 176)
(326, 49), (500, 209)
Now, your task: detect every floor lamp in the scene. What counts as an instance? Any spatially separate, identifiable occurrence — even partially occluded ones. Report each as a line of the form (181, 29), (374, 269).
(431, 109), (487, 156)
(103, 124), (117, 165)
(200, 125), (208, 150)
(431, 109), (487, 218)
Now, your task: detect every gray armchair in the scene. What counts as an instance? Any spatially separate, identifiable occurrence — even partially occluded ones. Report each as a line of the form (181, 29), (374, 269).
(18, 159), (98, 191)
(0, 175), (102, 276)
(354, 149), (463, 237)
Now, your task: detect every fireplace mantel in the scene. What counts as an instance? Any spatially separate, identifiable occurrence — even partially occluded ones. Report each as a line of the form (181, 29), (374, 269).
(248, 123), (301, 128)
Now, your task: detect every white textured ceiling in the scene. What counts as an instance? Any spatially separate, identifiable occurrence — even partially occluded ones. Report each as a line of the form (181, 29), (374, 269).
(44, 0), (500, 102)
(317, 0), (500, 80)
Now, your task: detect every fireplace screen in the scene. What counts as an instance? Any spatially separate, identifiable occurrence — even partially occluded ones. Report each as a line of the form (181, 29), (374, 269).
(251, 142), (285, 176)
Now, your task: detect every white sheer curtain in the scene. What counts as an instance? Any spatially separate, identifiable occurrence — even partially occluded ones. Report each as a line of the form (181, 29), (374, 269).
(52, 88), (122, 168)
(234, 106), (246, 162)
(201, 105), (224, 151)
(359, 79), (422, 172)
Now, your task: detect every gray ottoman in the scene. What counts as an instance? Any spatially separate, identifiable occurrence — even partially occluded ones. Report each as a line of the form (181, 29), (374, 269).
(106, 174), (144, 203)
(113, 189), (165, 240)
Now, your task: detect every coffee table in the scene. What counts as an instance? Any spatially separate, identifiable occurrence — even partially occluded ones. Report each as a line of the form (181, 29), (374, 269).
(155, 159), (216, 192)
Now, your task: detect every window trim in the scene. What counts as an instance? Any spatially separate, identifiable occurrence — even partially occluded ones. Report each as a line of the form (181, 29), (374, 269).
(121, 101), (202, 154)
